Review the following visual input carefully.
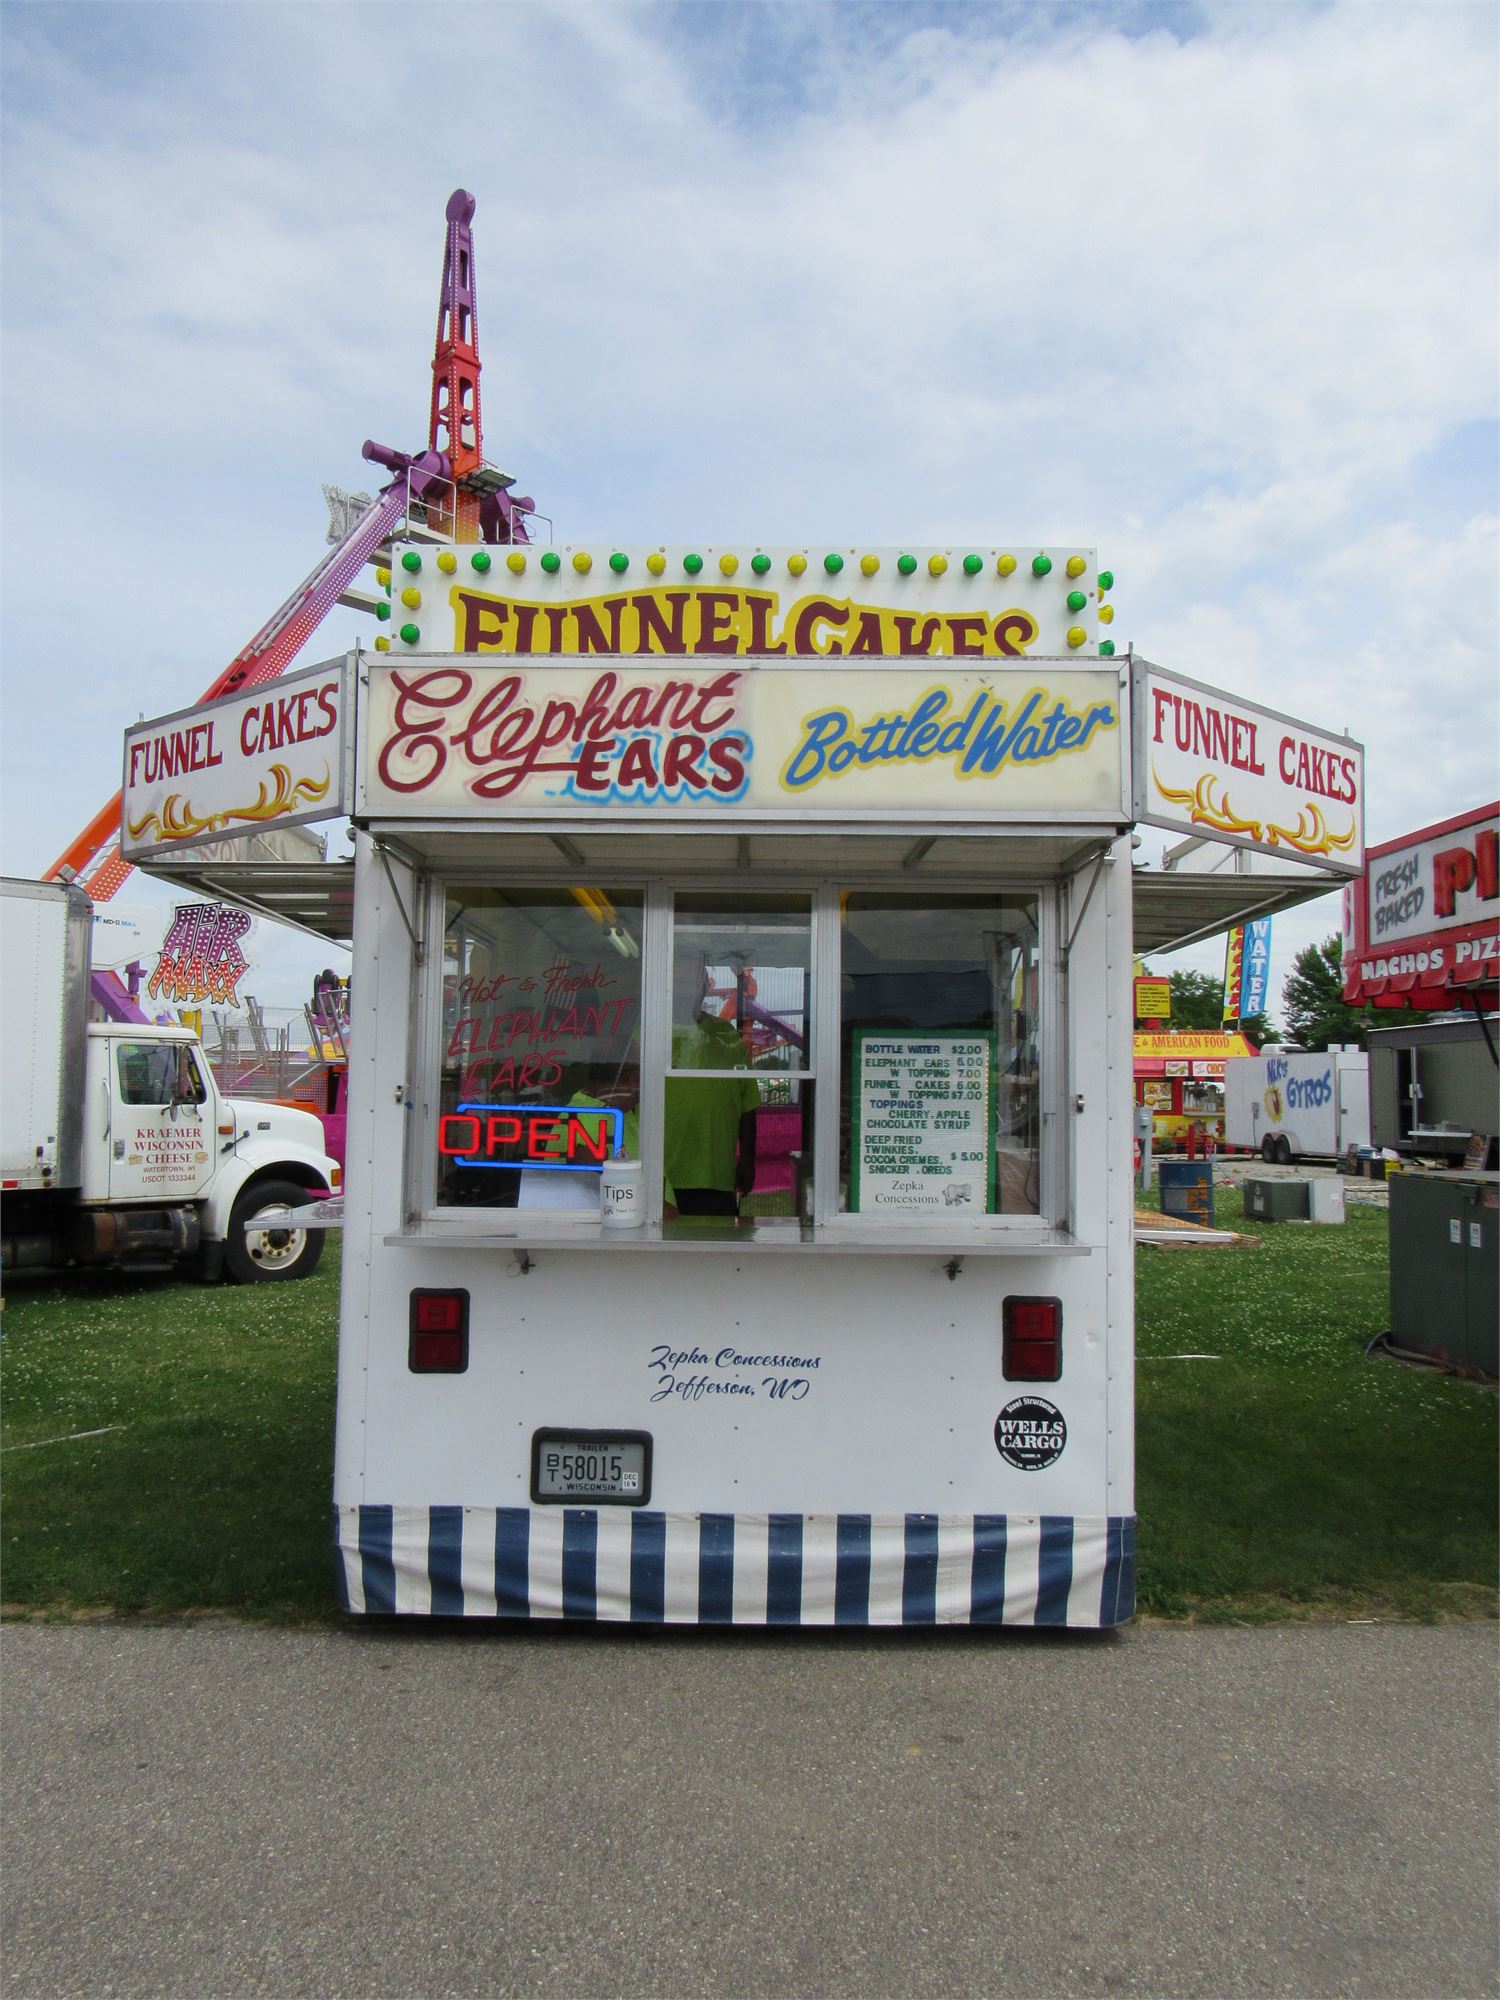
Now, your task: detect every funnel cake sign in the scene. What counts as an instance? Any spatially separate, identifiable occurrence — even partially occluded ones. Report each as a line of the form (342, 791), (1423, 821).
(122, 659), (350, 861)
(1131, 661), (1364, 873)
(359, 661), (1127, 821)
(381, 544), (1108, 659)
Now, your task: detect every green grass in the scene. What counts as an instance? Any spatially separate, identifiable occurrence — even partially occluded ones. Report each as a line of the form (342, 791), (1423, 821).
(1, 1247), (341, 1620)
(1135, 1195), (1497, 1622)
(2, 1208), (1495, 1623)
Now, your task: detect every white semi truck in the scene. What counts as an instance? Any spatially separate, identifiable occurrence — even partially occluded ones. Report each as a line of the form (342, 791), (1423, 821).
(1224, 1048), (1371, 1164)
(1, 876), (338, 1281)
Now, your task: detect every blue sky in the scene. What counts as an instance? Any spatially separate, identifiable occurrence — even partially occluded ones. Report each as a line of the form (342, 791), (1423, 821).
(2, 0), (1496, 1014)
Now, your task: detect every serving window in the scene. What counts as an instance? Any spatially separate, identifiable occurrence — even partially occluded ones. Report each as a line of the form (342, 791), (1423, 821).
(420, 875), (1059, 1239)
(841, 893), (1041, 1217)
(437, 886), (643, 1210)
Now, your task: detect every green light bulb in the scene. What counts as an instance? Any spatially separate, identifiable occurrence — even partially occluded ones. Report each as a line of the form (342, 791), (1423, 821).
(471, 550), (492, 572)
(375, 601), (390, 620)
(401, 550), (422, 573)
(609, 552), (629, 573)
(399, 623), (421, 645)
(1098, 570), (1114, 590)
(897, 554), (917, 575)
(683, 552), (703, 574)
(751, 553), (771, 575)
(1067, 590), (1087, 612)
(962, 554), (983, 576)
(824, 552), (844, 574)
(1100, 639), (1116, 656)
(1032, 554), (1052, 577)
(540, 551), (561, 573)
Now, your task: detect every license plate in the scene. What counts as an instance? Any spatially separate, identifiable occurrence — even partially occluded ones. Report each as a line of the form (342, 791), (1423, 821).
(531, 1429), (652, 1506)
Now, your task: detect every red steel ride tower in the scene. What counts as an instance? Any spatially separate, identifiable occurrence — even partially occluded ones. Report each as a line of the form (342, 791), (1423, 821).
(430, 190), (484, 542)
(46, 187), (531, 899)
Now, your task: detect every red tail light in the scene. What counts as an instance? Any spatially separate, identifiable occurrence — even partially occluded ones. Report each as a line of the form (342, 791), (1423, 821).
(409, 1289), (469, 1373)
(1003, 1296), (1061, 1381)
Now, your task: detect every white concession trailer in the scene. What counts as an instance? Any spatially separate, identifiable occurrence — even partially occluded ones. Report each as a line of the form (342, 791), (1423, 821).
(126, 542), (1363, 1627)
(1224, 1048), (1371, 1163)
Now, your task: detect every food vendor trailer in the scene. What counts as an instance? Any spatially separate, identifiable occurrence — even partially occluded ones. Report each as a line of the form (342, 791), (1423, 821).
(1133, 1030), (1258, 1150)
(126, 546), (1361, 1626)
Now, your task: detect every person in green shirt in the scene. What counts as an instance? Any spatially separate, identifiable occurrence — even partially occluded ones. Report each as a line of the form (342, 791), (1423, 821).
(534, 1070), (677, 1211)
(665, 965), (760, 1218)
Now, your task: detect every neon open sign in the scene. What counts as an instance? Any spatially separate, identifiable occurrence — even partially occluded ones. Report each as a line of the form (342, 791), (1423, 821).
(439, 1103), (623, 1172)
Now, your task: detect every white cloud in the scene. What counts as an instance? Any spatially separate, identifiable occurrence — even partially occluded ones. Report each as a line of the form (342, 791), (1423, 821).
(1, 0), (1495, 1023)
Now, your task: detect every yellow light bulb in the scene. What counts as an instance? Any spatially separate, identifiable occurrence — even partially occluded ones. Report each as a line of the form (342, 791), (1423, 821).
(1066, 555), (1087, 578)
(788, 553), (807, 576)
(1099, 604), (1115, 624)
(375, 566), (391, 587)
(506, 551), (526, 574)
(647, 552), (666, 576)
(437, 551), (458, 574)
(374, 635), (391, 652)
(572, 551), (592, 574)
(719, 552), (739, 576)
(1066, 626), (1087, 649)
(401, 586), (422, 608)
(997, 554), (1017, 576)
(928, 553), (948, 577)
(860, 554), (879, 576)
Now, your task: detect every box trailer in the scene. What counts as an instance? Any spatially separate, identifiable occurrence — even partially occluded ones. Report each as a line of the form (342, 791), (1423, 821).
(1224, 1049), (1370, 1163)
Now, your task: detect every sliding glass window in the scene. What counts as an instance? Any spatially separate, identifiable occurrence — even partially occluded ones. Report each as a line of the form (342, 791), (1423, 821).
(839, 893), (1042, 1217)
(438, 886), (643, 1211)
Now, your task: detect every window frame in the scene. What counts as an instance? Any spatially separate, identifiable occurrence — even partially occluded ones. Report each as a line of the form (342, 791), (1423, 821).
(409, 863), (1065, 1244)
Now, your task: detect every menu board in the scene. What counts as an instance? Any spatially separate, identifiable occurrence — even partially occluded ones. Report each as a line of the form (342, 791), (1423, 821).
(850, 1031), (997, 1215)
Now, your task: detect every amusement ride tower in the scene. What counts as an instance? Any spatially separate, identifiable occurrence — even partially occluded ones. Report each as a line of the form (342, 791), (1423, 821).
(45, 189), (532, 901)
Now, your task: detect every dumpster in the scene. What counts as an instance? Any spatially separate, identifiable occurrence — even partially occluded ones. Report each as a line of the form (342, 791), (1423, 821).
(1159, 1158), (1214, 1226)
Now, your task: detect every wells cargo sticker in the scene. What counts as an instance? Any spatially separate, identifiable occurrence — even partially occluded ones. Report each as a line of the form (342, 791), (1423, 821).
(994, 1398), (1067, 1471)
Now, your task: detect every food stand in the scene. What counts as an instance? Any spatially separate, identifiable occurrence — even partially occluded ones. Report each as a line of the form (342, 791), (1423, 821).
(125, 543), (1363, 1625)
(1133, 1029), (1258, 1150)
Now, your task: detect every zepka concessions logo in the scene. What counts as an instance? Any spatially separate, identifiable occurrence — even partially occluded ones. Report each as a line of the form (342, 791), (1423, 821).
(994, 1397), (1067, 1471)
(372, 668), (1117, 806)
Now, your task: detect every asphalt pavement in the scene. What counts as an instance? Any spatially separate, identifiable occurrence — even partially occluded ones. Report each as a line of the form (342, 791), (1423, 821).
(3, 1619), (1496, 2000)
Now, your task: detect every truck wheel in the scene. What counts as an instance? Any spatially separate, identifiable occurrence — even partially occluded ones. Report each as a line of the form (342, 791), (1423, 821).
(1261, 1135), (1277, 1163)
(225, 1180), (324, 1283)
(1274, 1136), (1293, 1166)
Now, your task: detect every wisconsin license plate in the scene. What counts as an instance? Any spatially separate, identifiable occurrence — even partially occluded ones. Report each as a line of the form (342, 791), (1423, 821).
(530, 1429), (652, 1506)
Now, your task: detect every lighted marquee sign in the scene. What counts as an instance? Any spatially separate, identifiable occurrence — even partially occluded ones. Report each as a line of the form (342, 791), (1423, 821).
(1340, 804), (1499, 1003)
(359, 661), (1128, 821)
(373, 544), (1113, 661)
(121, 658), (351, 861)
(1131, 661), (1363, 874)
(439, 1103), (623, 1172)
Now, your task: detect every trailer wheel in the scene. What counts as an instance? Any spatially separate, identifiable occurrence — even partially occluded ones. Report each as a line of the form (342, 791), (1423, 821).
(1261, 1134), (1277, 1163)
(1274, 1135), (1293, 1166)
(225, 1180), (325, 1284)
